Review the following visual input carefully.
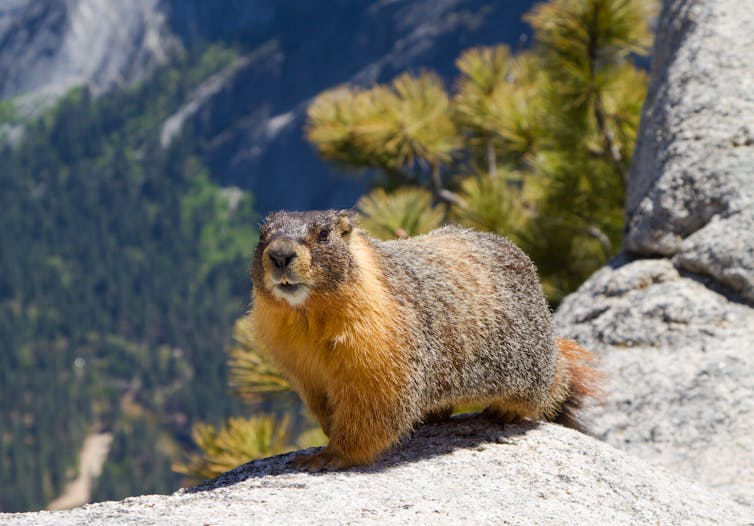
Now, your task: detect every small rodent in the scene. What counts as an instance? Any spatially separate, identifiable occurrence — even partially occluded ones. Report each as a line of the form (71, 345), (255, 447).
(249, 209), (600, 471)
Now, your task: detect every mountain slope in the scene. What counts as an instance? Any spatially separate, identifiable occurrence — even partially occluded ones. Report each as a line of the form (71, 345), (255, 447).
(0, 53), (257, 512)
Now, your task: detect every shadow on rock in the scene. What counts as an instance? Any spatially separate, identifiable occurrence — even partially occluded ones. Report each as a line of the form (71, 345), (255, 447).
(185, 414), (536, 493)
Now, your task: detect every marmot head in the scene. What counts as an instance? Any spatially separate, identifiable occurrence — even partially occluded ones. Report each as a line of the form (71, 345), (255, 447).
(250, 209), (357, 307)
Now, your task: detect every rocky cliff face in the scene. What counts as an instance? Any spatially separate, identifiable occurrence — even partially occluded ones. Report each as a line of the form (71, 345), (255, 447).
(0, 0), (175, 104)
(624, 0), (754, 301)
(556, 0), (754, 508)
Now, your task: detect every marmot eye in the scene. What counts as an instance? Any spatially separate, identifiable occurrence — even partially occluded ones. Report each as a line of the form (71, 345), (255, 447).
(318, 228), (330, 243)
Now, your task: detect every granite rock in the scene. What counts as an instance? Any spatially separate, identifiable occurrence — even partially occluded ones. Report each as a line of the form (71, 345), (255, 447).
(3, 418), (751, 525)
(555, 259), (754, 507)
(624, 0), (754, 296)
(0, 0), (175, 104)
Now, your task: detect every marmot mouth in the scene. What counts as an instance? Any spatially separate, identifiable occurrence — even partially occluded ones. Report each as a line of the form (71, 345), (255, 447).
(276, 283), (302, 294)
(271, 281), (310, 306)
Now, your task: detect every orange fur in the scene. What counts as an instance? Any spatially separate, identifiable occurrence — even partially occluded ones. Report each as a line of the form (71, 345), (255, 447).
(250, 234), (413, 465)
(552, 338), (604, 431)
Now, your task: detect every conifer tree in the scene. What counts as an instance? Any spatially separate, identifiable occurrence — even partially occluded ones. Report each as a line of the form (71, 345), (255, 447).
(306, 0), (654, 300)
(522, 0), (653, 297)
(306, 72), (459, 193)
(357, 187), (446, 240)
(173, 415), (294, 483)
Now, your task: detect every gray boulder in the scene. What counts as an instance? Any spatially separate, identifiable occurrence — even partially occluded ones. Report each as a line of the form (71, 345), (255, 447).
(556, 0), (754, 509)
(624, 0), (754, 300)
(555, 259), (754, 507)
(3, 418), (750, 525)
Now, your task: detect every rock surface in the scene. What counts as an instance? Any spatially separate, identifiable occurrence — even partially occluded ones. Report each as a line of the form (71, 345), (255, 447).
(3, 417), (751, 525)
(555, 259), (754, 507)
(556, 0), (754, 510)
(625, 0), (754, 300)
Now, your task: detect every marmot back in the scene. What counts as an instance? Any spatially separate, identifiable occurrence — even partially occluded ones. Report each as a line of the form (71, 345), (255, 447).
(377, 227), (559, 411)
(249, 209), (600, 471)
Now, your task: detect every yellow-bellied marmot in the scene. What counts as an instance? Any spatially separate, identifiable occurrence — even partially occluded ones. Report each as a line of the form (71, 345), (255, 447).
(249, 209), (600, 471)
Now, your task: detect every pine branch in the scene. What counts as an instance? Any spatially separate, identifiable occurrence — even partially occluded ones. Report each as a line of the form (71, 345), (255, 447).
(585, 1), (627, 184)
(487, 138), (498, 180)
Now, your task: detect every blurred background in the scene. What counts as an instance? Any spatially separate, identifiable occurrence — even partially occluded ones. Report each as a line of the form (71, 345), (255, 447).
(0, 0), (654, 512)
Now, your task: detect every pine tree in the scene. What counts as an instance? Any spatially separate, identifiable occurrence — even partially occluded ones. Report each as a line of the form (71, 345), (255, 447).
(172, 415), (294, 483)
(522, 0), (654, 297)
(356, 187), (446, 240)
(306, 72), (459, 192)
(306, 0), (654, 301)
(453, 47), (544, 173)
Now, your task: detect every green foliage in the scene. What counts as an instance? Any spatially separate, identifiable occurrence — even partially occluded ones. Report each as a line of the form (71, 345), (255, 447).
(454, 48), (544, 166)
(227, 316), (291, 405)
(306, 0), (655, 302)
(520, 0), (653, 298)
(186, 44), (240, 86)
(0, 99), (18, 123)
(181, 172), (258, 282)
(451, 170), (528, 243)
(92, 404), (182, 504)
(0, 44), (256, 511)
(306, 72), (459, 189)
(357, 187), (446, 240)
(173, 416), (295, 482)
(527, 0), (653, 97)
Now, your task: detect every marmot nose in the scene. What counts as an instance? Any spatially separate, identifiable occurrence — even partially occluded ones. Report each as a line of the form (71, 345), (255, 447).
(267, 245), (297, 270)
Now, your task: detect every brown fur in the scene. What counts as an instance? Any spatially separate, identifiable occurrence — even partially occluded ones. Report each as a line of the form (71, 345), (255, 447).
(552, 339), (604, 433)
(248, 209), (602, 470)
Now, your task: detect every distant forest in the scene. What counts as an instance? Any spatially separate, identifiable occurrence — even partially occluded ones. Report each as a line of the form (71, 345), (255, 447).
(0, 47), (258, 511)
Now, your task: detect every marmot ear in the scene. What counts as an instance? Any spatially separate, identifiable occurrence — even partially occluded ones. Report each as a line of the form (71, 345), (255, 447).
(335, 210), (356, 237)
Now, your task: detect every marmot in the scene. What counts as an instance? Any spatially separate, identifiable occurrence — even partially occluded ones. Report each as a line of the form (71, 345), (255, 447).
(249, 209), (600, 471)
